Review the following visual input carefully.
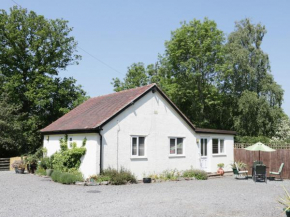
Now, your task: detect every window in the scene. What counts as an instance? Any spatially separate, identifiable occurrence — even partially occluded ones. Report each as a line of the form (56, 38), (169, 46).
(169, 138), (183, 155)
(200, 138), (207, 156)
(131, 136), (145, 157)
(212, 138), (225, 154)
(212, 139), (219, 154)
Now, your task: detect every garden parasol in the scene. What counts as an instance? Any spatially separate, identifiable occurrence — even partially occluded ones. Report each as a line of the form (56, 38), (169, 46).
(244, 142), (276, 162)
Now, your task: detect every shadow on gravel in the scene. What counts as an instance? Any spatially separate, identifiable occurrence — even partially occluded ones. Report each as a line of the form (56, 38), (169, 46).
(87, 190), (101, 194)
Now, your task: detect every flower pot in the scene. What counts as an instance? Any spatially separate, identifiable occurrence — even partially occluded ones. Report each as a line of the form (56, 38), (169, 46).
(143, 178), (152, 183)
(30, 163), (37, 174)
(217, 168), (224, 176)
(283, 209), (290, 217)
(232, 168), (238, 175)
(14, 168), (18, 173)
(17, 168), (25, 174)
(46, 169), (53, 176)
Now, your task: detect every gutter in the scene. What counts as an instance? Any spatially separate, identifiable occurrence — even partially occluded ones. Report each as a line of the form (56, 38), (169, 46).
(98, 128), (103, 174)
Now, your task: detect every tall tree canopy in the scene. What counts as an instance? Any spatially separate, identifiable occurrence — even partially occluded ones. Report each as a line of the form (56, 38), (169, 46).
(112, 18), (286, 138)
(223, 19), (284, 136)
(0, 7), (88, 156)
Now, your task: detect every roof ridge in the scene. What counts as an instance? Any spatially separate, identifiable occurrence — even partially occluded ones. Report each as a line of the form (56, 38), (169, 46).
(92, 83), (156, 128)
(89, 83), (156, 101)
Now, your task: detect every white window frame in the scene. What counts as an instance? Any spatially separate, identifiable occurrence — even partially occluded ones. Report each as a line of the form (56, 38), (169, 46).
(169, 137), (185, 156)
(212, 138), (226, 155)
(130, 136), (146, 158)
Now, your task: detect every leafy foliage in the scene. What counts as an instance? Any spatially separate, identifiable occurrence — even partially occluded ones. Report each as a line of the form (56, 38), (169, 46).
(271, 115), (290, 143)
(235, 136), (271, 144)
(0, 7), (88, 156)
(35, 167), (47, 176)
(234, 91), (282, 137)
(112, 18), (287, 138)
(223, 19), (284, 136)
(89, 168), (137, 185)
(182, 168), (208, 180)
(102, 167), (137, 185)
(52, 137), (86, 172)
(51, 170), (83, 184)
(0, 93), (23, 157)
(278, 186), (290, 213)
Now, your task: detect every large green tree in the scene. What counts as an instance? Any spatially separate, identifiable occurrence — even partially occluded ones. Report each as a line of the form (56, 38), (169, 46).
(112, 18), (285, 138)
(0, 7), (87, 156)
(222, 19), (284, 136)
(113, 18), (226, 128)
(0, 92), (23, 157)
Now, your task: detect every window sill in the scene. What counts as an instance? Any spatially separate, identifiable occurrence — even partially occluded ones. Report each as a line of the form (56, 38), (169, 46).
(212, 154), (227, 157)
(168, 155), (186, 158)
(130, 157), (148, 160)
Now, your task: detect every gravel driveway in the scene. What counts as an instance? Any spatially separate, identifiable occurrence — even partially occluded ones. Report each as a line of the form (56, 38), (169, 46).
(0, 171), (289, 217)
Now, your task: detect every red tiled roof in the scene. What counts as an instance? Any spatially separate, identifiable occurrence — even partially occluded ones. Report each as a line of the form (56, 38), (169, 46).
(40, 83), (236, 135)
(40, 84), (156, 133)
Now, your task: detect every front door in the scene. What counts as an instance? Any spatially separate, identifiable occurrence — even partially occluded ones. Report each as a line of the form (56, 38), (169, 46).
(200, 138), (208, 171)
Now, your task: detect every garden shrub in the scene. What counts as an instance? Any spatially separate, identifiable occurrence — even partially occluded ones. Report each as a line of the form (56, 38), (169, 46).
(40, 157), (53, 170)
(51, 170), (83, 184)
(52, 136), (86, 172)
(35, 167), (47, 176)
(183, 168), (208, 180)
(235, 136), (271, 144)
(148, 169), (181, 181)
(97, 167), (137, 185)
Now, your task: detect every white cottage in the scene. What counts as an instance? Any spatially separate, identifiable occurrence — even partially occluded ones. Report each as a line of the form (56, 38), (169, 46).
(41, 84), (236, 179)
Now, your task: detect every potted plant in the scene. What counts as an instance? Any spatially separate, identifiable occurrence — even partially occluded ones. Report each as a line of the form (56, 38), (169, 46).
(11, 160), (25, 174)
(25, 155), (37, 174)
(142, 173), (152, 183)
(230, 163), (238, 175)
(40, 157), (53, 176)
(217, 163), (225, 176)
(278, 186), (290, 217)
(231, 161), (247, 175)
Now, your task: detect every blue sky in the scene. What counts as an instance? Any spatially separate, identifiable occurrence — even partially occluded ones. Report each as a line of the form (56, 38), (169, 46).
(3, 0), (290, 117)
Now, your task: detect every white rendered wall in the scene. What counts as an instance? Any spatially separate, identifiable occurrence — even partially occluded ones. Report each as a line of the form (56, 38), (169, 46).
(43, 91), (234, 179)
(101, 91), (197, 179)
(195, 134), (234, 173)
(43, 133), (99, 178)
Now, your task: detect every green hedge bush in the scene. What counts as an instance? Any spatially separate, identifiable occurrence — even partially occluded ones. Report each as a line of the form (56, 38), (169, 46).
(52, 137), (86, 172)
(91, 167), (137, 185)
(234, 136), (271, 144)
(182, 169), (208, 180)
(35, 167), (46, 176)
(51, 170), (83, 184)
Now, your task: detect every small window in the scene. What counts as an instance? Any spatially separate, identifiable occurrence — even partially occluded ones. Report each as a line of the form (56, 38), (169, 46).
(220, 139), (224, 153)
(131, 136), (145, 157)
(212, 139), (219, 154)
(212, 138), (225, 154)
(169, 138), (183, 155)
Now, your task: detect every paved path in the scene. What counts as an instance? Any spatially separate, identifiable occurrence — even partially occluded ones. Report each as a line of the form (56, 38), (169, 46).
(0, 171), (289, 217)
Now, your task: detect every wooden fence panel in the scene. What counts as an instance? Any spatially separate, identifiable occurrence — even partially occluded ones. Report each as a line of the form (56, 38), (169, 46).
(234, 149), (290, 179)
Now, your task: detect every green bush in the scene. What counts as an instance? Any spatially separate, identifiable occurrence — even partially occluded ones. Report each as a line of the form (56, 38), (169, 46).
(52, 137), (86, 172)
(40, 157), (54, 170)
(51, 170), (83, 184)
(101, 167), (137, 185)
(183, 168), (208, 180)
(35, 167), (46, 176)
(235, 136), (271, 144)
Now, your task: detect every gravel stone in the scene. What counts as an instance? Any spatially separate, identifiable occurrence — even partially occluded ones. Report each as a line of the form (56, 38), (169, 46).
(0, 171), (289, 217)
